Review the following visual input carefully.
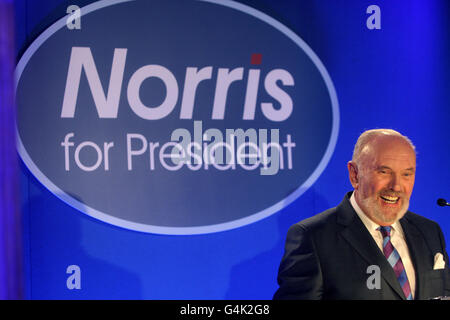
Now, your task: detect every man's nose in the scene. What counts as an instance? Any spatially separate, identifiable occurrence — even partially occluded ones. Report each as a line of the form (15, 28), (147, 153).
(388, 174), (402, 192)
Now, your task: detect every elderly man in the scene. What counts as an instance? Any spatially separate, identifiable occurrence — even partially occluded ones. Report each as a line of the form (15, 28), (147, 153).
(273, 129), (450, 300)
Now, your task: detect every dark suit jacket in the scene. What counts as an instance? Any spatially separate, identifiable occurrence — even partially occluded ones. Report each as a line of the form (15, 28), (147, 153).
(273, 192), (450, 300)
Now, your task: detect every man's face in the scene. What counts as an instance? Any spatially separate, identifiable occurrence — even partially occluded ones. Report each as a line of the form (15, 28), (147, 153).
(349, 136), (416, 226)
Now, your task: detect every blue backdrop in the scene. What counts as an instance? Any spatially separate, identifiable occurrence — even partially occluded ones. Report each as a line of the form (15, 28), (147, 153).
(15, 0), (450, 299)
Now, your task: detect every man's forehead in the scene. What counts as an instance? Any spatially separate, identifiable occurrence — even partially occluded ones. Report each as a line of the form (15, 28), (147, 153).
(361, 135), (416, 166)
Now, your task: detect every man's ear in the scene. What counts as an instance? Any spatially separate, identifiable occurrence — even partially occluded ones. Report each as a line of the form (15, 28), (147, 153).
(348, 161), (359, 189)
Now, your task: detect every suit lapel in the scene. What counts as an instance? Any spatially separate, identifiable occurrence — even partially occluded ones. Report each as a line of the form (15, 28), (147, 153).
(337, 194), (407, 299)
(399, 214), (430, 300)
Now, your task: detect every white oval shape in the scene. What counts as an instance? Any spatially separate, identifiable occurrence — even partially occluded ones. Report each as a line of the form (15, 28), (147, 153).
(15, 0), (339, 235)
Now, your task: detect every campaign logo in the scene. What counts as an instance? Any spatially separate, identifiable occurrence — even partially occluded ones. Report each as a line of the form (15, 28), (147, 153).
(15, 0), (339, 235)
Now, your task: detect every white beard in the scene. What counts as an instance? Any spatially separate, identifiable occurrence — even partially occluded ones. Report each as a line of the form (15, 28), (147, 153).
(360, 194), (410, 225)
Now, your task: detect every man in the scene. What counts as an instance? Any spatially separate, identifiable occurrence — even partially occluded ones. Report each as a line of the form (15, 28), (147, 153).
(273, 129), (450, 299)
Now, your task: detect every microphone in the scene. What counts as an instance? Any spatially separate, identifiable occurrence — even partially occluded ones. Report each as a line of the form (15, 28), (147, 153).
(437, 198), (450, 207)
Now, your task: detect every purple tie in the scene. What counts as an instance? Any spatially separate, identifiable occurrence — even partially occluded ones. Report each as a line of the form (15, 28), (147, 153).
(378, 226), (413, 300)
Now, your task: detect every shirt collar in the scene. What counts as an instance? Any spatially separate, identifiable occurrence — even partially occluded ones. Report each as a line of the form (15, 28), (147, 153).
(350, 192), (380, 233)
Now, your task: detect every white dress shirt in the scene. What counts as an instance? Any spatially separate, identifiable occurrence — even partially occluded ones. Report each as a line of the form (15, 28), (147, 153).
(349, 193), (416, 298)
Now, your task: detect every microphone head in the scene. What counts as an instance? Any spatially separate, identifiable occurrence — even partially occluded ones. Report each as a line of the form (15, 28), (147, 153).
(437, 198), (449, 207)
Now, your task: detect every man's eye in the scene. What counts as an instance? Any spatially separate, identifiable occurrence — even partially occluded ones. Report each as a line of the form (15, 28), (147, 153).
(403, 172), (414, 177)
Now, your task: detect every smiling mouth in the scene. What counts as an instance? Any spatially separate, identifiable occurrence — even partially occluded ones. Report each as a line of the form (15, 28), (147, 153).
(380, 195), (399, 204)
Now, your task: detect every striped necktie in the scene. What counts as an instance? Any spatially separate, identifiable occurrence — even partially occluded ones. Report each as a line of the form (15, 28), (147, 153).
(378, 226), (413, 300)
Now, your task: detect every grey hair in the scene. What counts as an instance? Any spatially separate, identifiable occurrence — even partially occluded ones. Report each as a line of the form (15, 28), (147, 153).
(352, 129), (416, 165)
